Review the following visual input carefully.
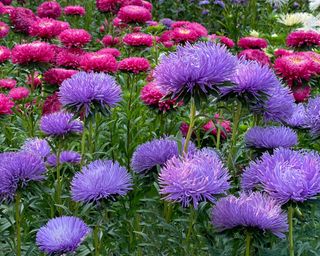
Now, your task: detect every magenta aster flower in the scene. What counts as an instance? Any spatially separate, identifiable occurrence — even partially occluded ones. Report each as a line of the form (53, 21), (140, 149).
(171, 27), (200, 43)
(29, 18), (70, 39)
(208, 34), (235, 48)
(0, 21), (9, 38)
(96, 0), (121, 13)
(238, 49), (271, 66)
(64, 6), (86, 16)
(58, 29), (92, 48)
(286, 30), (320, 48)
(118, 57), (150, 73)
(36, 216), (90, 254)
(8, 87), (30, 101)
(101, 35), (120, 47)
(9, 7), (37, 34)
(0, 94), (14, 115)
(44, 68), (78, 86)
(55, 48), (85, 68)
(42, 92), (62, 116)
(79, 52), (117, 73)
(123, 32), (153, 47)
(212, 192), (288, 238)
(171, 21), (208, 37)
(302, 51), (320, 75)
(37, 1), (62, 19)
(97, 48), (121, 58)
(274, 48), (293, 57)
(0, 46), (10, 63)
(117, 5), (152, 23)
(238, 36), (268, 49)
(0, 78), (16, 89)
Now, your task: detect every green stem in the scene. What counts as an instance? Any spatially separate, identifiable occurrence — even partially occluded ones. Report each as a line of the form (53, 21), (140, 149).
(183, 98), (196, 154)
(163, 202), (173, 223)
(80, 115), (86, 169)
(288, 205), (294, 256)
(216, 109), (223, 150)
(245, 231), (252, 256)
(185, 208), (196, 247)
(15, 191), (21, 256)
(55, 142), (62, 215)
(88, 116), (94, 155)
(94, 225), (100, 256)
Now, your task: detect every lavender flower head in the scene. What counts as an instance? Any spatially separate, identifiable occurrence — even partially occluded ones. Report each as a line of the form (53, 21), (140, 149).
(59, 72), (122, 115)
(242, 148), (320, 204)
(0, 152), (46, 200)
(211, 192), (288, 238)
(36, 216), (90, 254)
(154, 42), (237, 98)
(47, 151), (81, 167)
(159, 148), (230, 208)
(21, 138), (51, 158)
(245, 126), (298, 149)
(159, 18), (174, 28)
(131, 137), (196, 174)
(40, 111), (83, 136)
(71, 159), (132, 203)
(306, 96), (320, 137)
(284, 103), (309, 129)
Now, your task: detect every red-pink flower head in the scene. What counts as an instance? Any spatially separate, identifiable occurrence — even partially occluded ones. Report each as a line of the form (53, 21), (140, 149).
(55, 48), (85, 68)
(0, 78), (16, 89)
(79, 52), (117, 73)
(301, 51), (320, 75)
(113, 17), (127, 28)
(27, 72), (42, 88)
(286, 30), (320, 48)
(0, 46), (10, 63)
(117, 5), (152, 24)
(180, 122), (189, 137)
(208, 34), (235, 48)
(8, 87), (30, 101)
(238, 36), (268, 49)
(1, 4), (14, 15)
(274, 48), (293, 58)
(96, 0), (122, 13)
(37, 1), (62, 19)
(171, 27), (200, 43)
(141, 0), (152, 11)
(0, 93), (14, 115)
(0, 21), (9, 38)
(291, 84), (311, 103)
(171, 21), (208, 37)
(59, 29), (92, 48)
(42, 92), (62, 115)
(238, 49), (271, 66)
(11, 41), (55, 65)
(97, 48), (121, 58)
(44, 68), (78, 86)
(9, 7), (37, 34)
(101, 35), (120, 47)
(29, 18), (70, 39)
(123, 32), (153, 47)
(203, 114), (231, 139)
(64, 6), (86, 16)
(274, 53), (314, 84)
(118, 57), (150, 73)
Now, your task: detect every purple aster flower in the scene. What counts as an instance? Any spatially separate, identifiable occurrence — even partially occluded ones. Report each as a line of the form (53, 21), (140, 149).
(71, 159), (132, 203)
(159, 18), (174, 28)
(154, 42), (237, 97)
(211, 192), (288, 238)
(241, 148), (320, 204)
(59, 72), (122, 115)
(36, 216), (90, 254)
(284, 103), (309, 129)
(245, 126), (298, 149)
(0, 152), (46, 200)
(131, 137), (196, 174)
(159, 148), (230, 208)
(306, 96), (320, 137)
(214, 0), (225, 8)
(21, 138), (51, 158)
(199, 0), (210, 5)
(40, 111), (83, 136)
(47, 151), (81, 167)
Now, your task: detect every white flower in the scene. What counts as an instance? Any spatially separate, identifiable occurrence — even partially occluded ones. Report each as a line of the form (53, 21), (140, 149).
(278, 13), (315, 27)
(309, 0), (320, 11)
(267, 0), (289, 7)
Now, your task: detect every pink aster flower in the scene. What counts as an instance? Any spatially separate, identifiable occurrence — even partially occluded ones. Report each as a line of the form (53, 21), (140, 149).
(79, 52), (117, 73)
(171, 21), (208, 37)
(292, 84), (311, 102)
(302, 51), (320, 75)
(113, 17), (127, 28)
(96, 0), (121, 13)
(58, 29), (92, 48)
(274, 53), (315, 84)
(141, 0), (152, 11)
(42, 92), (62, 115)
(238, 36), (268, 49)
(27, 72), (42, 88)
(44, 68), (78, 86)
(101, 35), (120, 47)
(29, 18), (70, 39)
(9, 7), (37, 34)
(0, 21), (9, 38)
(171, 27), (200, 43)
(118, 57), (150, 73)
(0, 46), (10, 63)
(208, 34), (235, 48)
(97, 48), (121, 58)
(0, 78), (16, 89)
(64, 6), (86, 16)
(123, 32), (153, 47)
(11, 41), (55, 65)
(117, 5), (152, 24)
(203, 114), (231, 139)
(238, 49), (271, 66)
(55, 48), (85, 68)
(286, 30), (320, 48)
(37, 1), (62, 19)
(0, 93), (14, 115)
(8, 87), (30, 101)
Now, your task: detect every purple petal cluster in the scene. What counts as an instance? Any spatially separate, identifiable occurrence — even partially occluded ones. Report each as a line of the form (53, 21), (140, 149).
(40, 111), (83, 136)
(21, 138), (51, 158)
(47, 151), (81, 167)
(211, 192), (288, 238)
(306, 96), (320, 137)
(154, 42), (237, 95)
(59, 72), (122, 115)
(245, 126), (298, 149)
(71, 159), (132, 203)
(0, 152), (46, 200)
(130, 137), (196, 174)
(242, 148), (320, 204)
(284, 103), (309, 129)
(159, 148), (230, 208)
(36, 216), (90, 254)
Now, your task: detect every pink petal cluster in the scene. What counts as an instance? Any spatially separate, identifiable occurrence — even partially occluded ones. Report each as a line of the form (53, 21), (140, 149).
(0, 46), (10, 63)
(0, 78), (16, 89)
(274, 48), (293, 57)
(208, 34), (235, 48)
(59, 29), (92, 48)
(44, 68), (78, 85)
(9, 7), (37, 34)
(97, 48), (121, 58)
(79, 52), (117, 73)
(29, 18), (70, 39)
(123, 32), (153, 47)
(37, 1), (62, 19)
(171, 27), (200, 43)
(303, 51), (320, 75)
(64, 6), (86, 16)
(291, 84), (311, 103)
(286, 30), (320, 48)
(203, 114), (231, 139)
(55, 47), (85, 68)
(171, 21), (208, 37)
(238, 49), (271, 66)
(118, 57), (150, 73)
(8, 87), (30, 101)
(238, 36), (268, 49)
(11, 41), (55, 65)
(0, 93), (14, 115)
(117, 5), (152, 24)
(101, 35), (120, 47)
(27, 72), (42, 88)
(96, 0), (122, 13)
(42, 92), (62, 115)
(0, 21), (9, 38)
